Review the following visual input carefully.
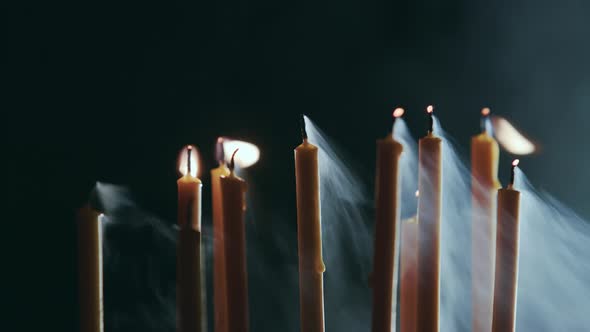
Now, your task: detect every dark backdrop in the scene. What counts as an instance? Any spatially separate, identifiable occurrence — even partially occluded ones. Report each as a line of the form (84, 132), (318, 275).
(7, 0), (590, 331)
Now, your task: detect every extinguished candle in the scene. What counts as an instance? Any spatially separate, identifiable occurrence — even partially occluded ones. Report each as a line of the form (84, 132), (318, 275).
(400, 215), (418, 332)
(177, 145), (206, 332)
(212, 138), (231, 332)
(221, 149), (249, 332)
(491, 160), (521, 332)
(295, 115), (325, 332)
(471, 108), (501, 332)
(77, 204), (103, 332)
(371, 108), (404, 332)
(416, 105), (442, 332)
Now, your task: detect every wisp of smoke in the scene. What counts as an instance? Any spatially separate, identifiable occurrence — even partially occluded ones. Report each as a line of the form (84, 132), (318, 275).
(303, 115), (374, 330)
(432, 117), (473, 332)
(514, 169), (590, 331)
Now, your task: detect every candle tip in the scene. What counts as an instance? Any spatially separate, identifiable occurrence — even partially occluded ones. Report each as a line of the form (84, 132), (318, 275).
(427, 105), (434, 134)
(393, 107), (405, 119)
(481, 107), (491, 117)
(187, 146), (192, 175)
(509, 159), (520, 186)
(229, 148), (239, 172)
(300, 114), (308, 141)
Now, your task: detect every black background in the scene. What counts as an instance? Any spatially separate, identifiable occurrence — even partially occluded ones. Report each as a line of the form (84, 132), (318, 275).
(7, 0), (590, 331)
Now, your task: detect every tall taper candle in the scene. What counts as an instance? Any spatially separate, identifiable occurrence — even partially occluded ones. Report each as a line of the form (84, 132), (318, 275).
(416, 106), (442, 332)
(491, 160), (521, 332)
(372, 108), (404, 332)
(177, 145), (205, 332)
(212, 138), (231, 332)
(295, 115), (325, 332)
(221, 150), (249, 332)
(471, 108), (501, 332)
(77, 204), (103, 332)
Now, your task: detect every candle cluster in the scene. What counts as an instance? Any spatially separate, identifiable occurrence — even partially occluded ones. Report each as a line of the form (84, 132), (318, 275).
(76, 107), (524, 332)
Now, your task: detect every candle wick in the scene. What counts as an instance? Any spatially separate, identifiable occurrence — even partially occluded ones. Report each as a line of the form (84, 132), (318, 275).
(428, 113), (434, 134)
(300, 114), (308, 141)
(230, 148), (239, 173)
(187, 146), (192, 175)
(510, 164), (516, 187)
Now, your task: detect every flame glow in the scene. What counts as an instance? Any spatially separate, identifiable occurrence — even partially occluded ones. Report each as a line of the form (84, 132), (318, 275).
(491, 116), (536, 155)
(513, 159), (520, 167)
(178, 145), (199, 177)
(222, 139), (260, 168)
(415, 190), (420, 198)
(426, 105), (434, 114)
(393, 108), (405, 118)
(481, 107), (490, 116)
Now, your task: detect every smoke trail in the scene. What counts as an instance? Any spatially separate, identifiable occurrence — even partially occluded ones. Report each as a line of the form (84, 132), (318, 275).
(514, 169), (590, 331)
(93, 182), (178, 332)
(432, 117), (473, 332)
(302, 115), (373, 330)
(393, 119), (419, 220)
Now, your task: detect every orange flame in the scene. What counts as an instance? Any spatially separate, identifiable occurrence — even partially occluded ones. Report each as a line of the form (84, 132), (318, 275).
(393, 107), (405, 118)
(426, 105), (434, 114)
(512, 159), (520, 167)
(481, 107), (490, 116)
(178, 145), (199, 177)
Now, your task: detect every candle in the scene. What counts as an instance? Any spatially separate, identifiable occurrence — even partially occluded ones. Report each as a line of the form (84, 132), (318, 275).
(295, 116), (325, 332)
(371, 108), (404, 332)
(416, 105), (442, 332)
(212, 138), (231, 332)
(471, 108), (501, 332)
(177, 145), (206, 332)
(77, 204), (103, 332)
(491, 160), (521, 332)
(221, 149), (249, 332)
(400, 216), (418, 332)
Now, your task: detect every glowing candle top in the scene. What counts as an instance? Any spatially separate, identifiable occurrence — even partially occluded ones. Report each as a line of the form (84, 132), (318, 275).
(218, 137), (260, 169)
(178, 145), (200, 178)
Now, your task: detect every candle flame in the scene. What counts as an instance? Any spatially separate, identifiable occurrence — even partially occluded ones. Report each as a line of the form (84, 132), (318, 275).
(512, 159), (520, 167)
(491, 116), (536, 155)
(178, 145), (199, 177)
(415, 190), (420, 198)
(221, 138), (260, 168)
(481, 107), (490, 116)
(393, 107), (405, 118)
(426, 105), (434, 114)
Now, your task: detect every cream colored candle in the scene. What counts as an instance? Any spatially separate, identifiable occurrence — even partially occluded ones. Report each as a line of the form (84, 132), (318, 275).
(77, 204), (103, 332)
(295, 118), (325, 332)
(400, 216), (418, 332)
(471, 108), (501, 332)
(491, 160), (521, 332)
(177, 145), (205, 332)
(416, 106), (442, 332)
(212, 138), (231, 332)
(371, 108), (404, 332)
(221, 150), (249, 332)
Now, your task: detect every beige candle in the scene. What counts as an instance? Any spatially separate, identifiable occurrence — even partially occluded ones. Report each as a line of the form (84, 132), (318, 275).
(295, 117), (325, 332)
(471, 108), (501, 332)
(416, 106), (442, 332)
(177, 145), (206, 332)
(221, 150), (249, 332)
(400, 216), (418, 332)
(77, 204), (103, 332)
(212, 138), (231, 332)
(491, 160), (521, 332)
(371, 108), (404, 332)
